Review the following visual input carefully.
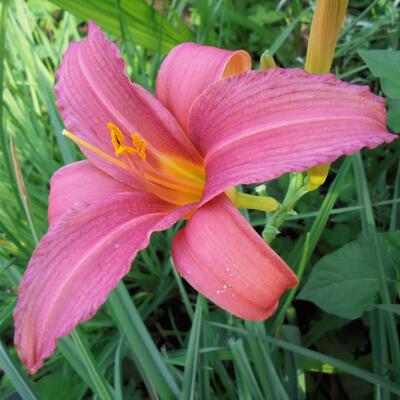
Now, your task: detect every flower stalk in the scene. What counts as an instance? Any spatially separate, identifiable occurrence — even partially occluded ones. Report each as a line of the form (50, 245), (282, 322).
(262, 173), (309, 243)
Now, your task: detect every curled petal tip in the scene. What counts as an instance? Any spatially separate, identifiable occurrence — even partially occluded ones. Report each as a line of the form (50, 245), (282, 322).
(156, 42), (251, 130)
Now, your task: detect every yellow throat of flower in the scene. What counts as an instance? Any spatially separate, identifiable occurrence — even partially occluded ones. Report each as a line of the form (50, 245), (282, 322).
(64, 124), (280, 213)
(64, 124), (206, 206)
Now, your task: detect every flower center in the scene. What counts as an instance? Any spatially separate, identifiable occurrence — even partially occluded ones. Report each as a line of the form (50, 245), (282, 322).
(63, 124), (205, 207)
(63, 125), (280, 212)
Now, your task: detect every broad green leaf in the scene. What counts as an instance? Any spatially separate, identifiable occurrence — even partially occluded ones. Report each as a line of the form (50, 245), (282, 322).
(35, 373), (82, 400)
(298, 236), (396, 319)
(359, 50), (400, 82)
(387, 99), (400, 133)
(46, 0), (194, 53)
(359, 50), (400, 133)
(383, 230), (400, 267)
(358, 49), (400, 98)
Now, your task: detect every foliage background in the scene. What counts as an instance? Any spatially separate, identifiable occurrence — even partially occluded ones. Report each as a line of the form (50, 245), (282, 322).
(0, 0), (399, 399)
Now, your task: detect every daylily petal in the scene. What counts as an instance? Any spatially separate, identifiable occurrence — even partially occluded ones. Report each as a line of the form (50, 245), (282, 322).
(172, 195), (298, 320)
(156, 42), (251, 130)
(14, 193), (190, 374)
(55, 22), (200, 187)
(48, 160), (134, 226)
(188, 69), (396, 202)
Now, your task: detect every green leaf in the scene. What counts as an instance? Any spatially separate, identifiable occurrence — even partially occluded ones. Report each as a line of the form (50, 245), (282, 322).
(359, 50), (400, 99)
(387, 99), (400, 133)
(46, 0), (194, 53)
(35, 372), (82, 400)
(359, 50), (400, 79)
(383, 230), (400, 267)
(298, 236), (396, 319)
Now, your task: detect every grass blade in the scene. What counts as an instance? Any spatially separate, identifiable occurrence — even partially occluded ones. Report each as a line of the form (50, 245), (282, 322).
(0, 340), (39, 400)
(390, 159), (400, 231)
(211, 323), (400, 396)
(70, 329), (115, 400)
(353, 153), (400, 384)
(113, 338), (124, 400)
(229, 338), (264, 400)
(107, 282), (180, 399)
(47, 0), (193, 53)
(180, 295), (204, 400)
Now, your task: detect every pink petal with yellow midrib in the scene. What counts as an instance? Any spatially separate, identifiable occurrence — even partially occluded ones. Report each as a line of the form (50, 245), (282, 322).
(188, 69), (396, 203)
(172, 195), (298, 320)
(14, 193), (190, 374)
(55, 22), (200, 188)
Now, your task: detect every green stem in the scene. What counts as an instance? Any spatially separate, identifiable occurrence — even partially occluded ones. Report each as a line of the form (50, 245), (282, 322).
(262, 173), (308, 243)
(268, 158), (352, 335)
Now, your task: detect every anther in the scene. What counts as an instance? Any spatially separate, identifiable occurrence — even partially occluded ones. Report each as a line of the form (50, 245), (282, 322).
(107, 122), (147, 160)
(132, 133), (147, 160)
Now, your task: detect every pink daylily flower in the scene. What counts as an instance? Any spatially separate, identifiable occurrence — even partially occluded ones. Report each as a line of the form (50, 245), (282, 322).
(14, 22), (396, 374)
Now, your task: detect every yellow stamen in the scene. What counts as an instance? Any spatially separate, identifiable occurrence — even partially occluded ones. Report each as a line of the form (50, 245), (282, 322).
(63, 130), (129, 171)
(64, 126), (205, 207)
(132, 133), (147, 160)
(226, 188), (279, 212)
(305, 0), (348, 189)
(107, 122), (147, 160)
(108, 122), (125, 148)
